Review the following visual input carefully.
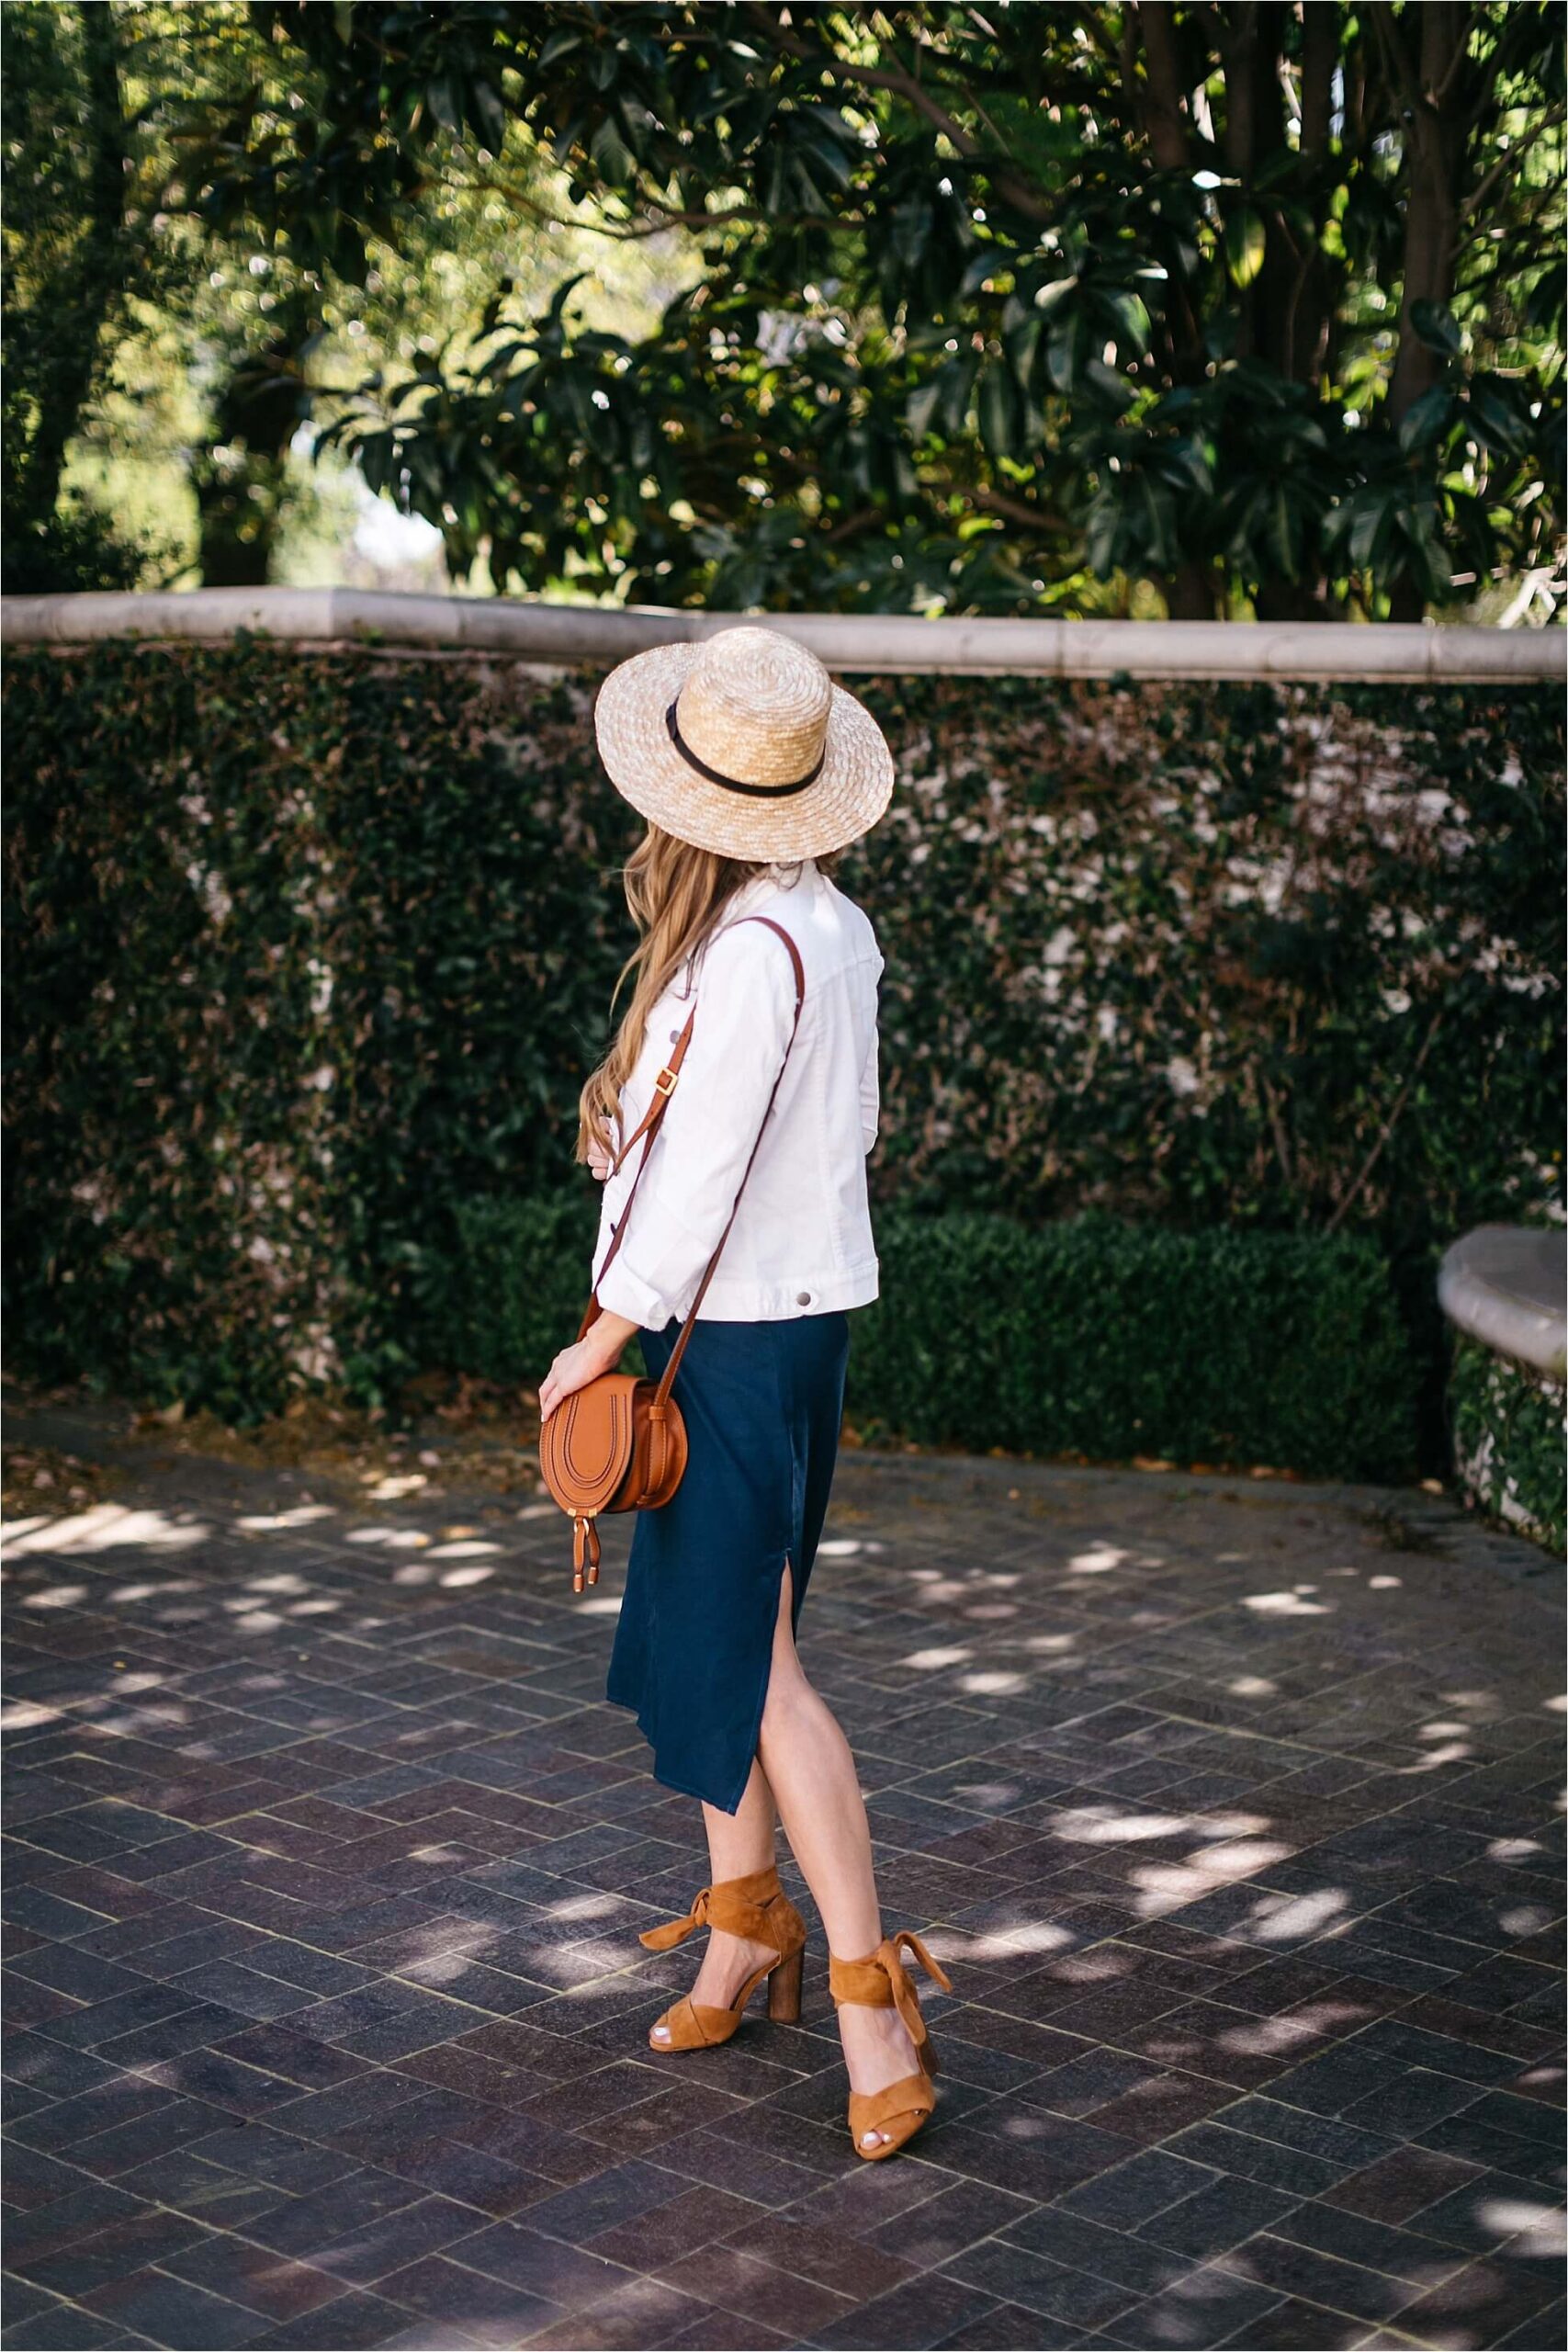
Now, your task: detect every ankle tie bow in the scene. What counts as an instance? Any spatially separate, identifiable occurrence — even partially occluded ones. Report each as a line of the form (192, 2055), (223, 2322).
(637, 1863), (784, 1952)
(829, 1931), (953, 2052)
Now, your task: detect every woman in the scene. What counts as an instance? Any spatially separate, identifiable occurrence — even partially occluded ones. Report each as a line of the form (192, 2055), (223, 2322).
(538, 625), (950, 2161)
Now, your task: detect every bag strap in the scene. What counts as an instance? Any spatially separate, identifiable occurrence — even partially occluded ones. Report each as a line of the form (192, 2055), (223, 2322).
(581, 914), (807, 1397)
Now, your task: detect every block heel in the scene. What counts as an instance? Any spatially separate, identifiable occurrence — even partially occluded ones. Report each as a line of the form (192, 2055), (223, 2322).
(767, 1942), (804, 2022)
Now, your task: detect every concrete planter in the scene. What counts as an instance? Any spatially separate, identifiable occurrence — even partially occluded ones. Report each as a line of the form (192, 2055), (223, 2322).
(1439, 1226), (1565, 1555)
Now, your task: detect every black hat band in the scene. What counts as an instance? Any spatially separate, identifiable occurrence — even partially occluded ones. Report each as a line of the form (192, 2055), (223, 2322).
(665, 699), (826, 798)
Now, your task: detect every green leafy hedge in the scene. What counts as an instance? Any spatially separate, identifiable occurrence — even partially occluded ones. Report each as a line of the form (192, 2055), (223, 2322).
(434, 1198), (1416, 1482)
(852, 1212), (1416, 1479)
(1450, 1339), (1566, 1555)
(3, 640), (1561, 1455)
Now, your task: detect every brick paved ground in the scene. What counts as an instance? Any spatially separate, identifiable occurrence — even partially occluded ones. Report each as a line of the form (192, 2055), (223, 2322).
(3, 1393), (1563, 2352)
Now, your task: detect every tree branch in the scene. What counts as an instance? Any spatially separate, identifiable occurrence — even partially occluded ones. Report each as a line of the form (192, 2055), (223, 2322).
(758, 16), (1055, 222)
(1433, 6), (1484, 105)
(1364, 2), (1420, 115)
(925, 472), (1069, 535)
(1325, 1009), (1443, 1234)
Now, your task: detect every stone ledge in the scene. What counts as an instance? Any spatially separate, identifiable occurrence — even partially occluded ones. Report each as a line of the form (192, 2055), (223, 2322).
(1438, 1224), (1567, 1379)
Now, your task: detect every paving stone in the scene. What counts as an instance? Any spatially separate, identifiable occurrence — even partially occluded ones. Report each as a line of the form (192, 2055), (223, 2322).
(1212, 2233), (1417, 2324)
(657, 2312), (795, 2350)
(237, 2165), (425, 2257)
(813, 2269), (1006, 2348)
(933, 2304), (1090, 2348)
(449, 2221), (637, 2309)
(243, 2290), (415, 2349)
(1111, 2261), (1295, 2349)
(5, 1410), (1561, 2352)
(517, 2154), (695, 2248)
(1217, 2296), (1370, 2347)
(943, 2237), (1142, 2330)
(307, 2192), (487, 2287)
(865, 2177), (1034, 2267)
(77, 2268), (260, 2348)
(523, 2276), (714, 2350)
(1270, 2194), (1474, 2284)
(1138, 2176), (1302, 2259)
(0, 2307), (138, 2350)
(158, 2234), (343, 2322)
(1055, 2145), (1223, 2229)
(371, 2252), (561, 2340)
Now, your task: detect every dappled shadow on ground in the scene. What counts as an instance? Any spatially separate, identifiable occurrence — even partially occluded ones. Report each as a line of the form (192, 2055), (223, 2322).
(3, 1408), (1563, 2352)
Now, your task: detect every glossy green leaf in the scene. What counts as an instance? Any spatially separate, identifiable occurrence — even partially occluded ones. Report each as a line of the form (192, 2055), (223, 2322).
(1224, 208), (1267, 288)
(1398, 387), (1455, 454)
(1409, 300), (1462, 356)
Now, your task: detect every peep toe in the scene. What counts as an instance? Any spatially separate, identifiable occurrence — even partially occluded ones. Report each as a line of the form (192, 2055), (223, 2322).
(829, 1929), (952, 2159)
(638, 1862), (807, 2052)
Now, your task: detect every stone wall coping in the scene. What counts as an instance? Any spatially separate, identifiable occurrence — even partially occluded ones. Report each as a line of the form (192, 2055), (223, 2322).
(1438, 1223), (1567, 1379)
(3, 587), (1565, 682)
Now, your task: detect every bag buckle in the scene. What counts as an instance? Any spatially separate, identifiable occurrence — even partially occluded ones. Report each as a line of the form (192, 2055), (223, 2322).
(652, 1066), (679, 1099)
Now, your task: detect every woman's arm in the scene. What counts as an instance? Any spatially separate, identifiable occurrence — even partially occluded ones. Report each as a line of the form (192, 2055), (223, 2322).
(592, 922), (798, 1330)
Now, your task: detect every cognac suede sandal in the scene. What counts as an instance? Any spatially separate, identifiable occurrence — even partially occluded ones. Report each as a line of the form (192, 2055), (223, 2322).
(638, 1862), (807, 2052)
(829, 1929), (953, 2159)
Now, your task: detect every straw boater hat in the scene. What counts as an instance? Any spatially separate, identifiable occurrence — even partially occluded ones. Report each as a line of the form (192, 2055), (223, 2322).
(593, 625), (895, 861)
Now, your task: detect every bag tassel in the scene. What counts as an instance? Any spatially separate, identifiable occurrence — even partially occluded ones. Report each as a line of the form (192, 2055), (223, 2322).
(572, 1514), (602, 1594)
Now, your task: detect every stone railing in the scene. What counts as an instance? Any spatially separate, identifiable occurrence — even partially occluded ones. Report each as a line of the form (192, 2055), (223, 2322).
(3, 586), (1565, 681)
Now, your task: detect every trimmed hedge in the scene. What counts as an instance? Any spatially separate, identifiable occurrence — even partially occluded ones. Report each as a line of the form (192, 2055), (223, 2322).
(430, 1192), (607, 1395)
(1450, 1338), (1566, 1555)
(427, 1198), (1417, 1483)
(3, 640), (1560, 1453)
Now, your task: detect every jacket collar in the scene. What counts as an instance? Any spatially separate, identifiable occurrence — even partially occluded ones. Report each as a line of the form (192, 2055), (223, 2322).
(727, 859), (820, 915)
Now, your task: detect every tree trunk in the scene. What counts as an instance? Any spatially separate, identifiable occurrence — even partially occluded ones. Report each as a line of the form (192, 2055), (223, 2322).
(1129, 3), (1205, 379)
(1300, 0), (1338, 160)
(26, 2), (125, 530)
(1163, 560), (1216, 618)
(197, 324), (310, 588)
(1135, 0), (1190, 171)
(1224, 3), (1293, 368)
(1386, 2), (1469, 424)
(1286, 0), (1341, 385)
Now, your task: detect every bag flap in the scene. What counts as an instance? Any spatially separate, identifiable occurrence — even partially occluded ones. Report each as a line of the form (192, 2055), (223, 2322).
(539, 1371), (641, 1516)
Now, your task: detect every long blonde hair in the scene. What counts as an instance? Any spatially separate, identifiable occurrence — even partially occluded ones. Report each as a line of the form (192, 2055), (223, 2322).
(577, 826), (770, 1162)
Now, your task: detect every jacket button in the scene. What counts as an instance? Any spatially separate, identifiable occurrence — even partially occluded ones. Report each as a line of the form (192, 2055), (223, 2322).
(796, 1292), (812, 1306)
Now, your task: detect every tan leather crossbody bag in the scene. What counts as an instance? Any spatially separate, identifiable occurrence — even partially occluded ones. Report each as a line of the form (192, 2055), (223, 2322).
(539, 915), (807, 1589)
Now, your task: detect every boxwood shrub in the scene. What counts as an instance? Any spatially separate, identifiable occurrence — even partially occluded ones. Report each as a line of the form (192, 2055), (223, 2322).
(429, 1197), (1416, 1483)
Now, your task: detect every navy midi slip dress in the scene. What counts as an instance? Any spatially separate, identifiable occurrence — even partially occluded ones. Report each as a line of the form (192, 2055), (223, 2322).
(606, 1307), (850, 1815)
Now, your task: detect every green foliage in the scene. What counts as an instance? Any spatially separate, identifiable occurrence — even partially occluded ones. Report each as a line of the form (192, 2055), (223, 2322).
(4, 643), (1561, 1455)
(412, 1197), (1416, 1481)
(432, 1192), (615, 1389)
(187, 1), (1566, 618)
(0, 0), (148, 589)
(1449, 1338), (1566, 1555)
(854, 1212), (1417, 1481)
(1, 2), (636, 593)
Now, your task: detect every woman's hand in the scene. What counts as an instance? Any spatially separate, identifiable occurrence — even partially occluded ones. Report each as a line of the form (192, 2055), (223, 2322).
(538, 1311), (639, 1423)
(586, 1122), (615, 1182)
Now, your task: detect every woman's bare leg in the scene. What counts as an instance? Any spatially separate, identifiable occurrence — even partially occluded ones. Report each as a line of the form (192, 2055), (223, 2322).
(649, 1756), (781, 2044)
(757, 1566), (921, 2149)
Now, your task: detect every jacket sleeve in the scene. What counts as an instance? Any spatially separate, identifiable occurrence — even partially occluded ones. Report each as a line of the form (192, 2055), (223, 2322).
(593, 923), (799, 1329)
(859, 1024), (880, 1155)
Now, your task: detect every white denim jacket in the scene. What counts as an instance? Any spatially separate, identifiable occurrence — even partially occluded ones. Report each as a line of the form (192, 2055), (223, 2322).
(592, 861), (883, 1329)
